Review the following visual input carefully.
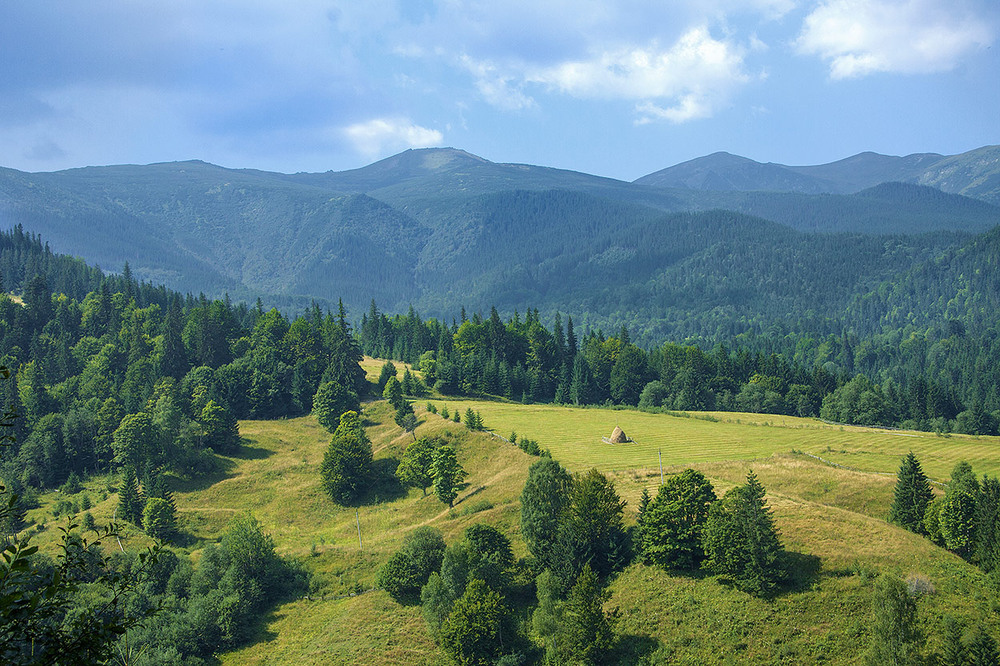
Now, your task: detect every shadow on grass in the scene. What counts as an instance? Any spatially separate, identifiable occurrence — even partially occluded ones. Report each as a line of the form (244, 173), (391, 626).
(230, 443), (272, 461)
(355, 458), (409, 505)
(168, 456), (237, 493)
(781, 550), (823, 594)
(608, 633), (660, 665)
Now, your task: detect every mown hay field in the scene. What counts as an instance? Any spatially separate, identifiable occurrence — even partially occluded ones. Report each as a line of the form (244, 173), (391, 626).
(434, 399), (1000, 482)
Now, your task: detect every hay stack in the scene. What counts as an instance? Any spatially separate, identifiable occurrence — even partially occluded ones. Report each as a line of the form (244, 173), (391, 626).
(609, 426), (629, 444)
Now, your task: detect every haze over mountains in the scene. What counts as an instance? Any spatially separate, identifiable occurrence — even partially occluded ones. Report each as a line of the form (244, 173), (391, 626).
(1, 145), (998, 343)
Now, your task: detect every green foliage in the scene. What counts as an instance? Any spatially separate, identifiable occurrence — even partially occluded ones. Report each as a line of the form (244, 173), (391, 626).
(558, 564), (615, 666)
(520, 458), (573, 570)
(890, 452), (935, 533)
(142, 497), (175, 540)
(319, 411), (373, 505)
(532, 569), (564, 657)
(312, 381), (360, 433)
(640, 468), (717, 570)
(200, 399), (241, 453)
(117, 470), (144, 525)
(940, 490), (977, 559)
(966, 626), (1000, 666)
(112, 412), (157, 473)
(865, 574), (923, 666)
(383, 376), (403, 409)
(923, 496), (946, 546)
(438, 578), (506, 666)
(396, 436), (439, 495)
(0, 500), (163, 665)
(377, 360), (396, 391)
(430, 445), (467, 508)
(703, 471), (785, 597)
(377, 527), (446, 603)
(554, 468), (628, 586)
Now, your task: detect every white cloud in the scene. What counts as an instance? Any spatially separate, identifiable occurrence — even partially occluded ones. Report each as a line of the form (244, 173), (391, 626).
(796, 0), (995, 78)
(457, 27), (749, 123)
(528, 28), (747, 101)
(342, 117), (443, 158)
(459, 56), (536, 111)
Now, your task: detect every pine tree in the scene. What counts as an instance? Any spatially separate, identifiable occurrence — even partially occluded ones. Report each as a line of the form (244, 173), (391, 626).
(636, 487), (651, 527)
(940, 616), (966, 666)
(703, 470), (784, 597)
(890, 452), (935, 533)
(312, 381), (360, 433)
(966, 626), (1000, 666)
(117, 469), (144, 525)
(520, 458), (573, 570)
(559, 564), (615, 666)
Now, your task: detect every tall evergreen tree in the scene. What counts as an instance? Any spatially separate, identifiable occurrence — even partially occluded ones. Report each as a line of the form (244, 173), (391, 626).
(703, 470), (785, 597)
(890, 452), (935, 533)
(559, 564), (615, 666)
(520, 458), (573, 570)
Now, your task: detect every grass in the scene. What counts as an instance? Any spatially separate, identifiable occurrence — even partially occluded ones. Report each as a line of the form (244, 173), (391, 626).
(433, 399), (1000, 482)
(21, 398), (1000, 664)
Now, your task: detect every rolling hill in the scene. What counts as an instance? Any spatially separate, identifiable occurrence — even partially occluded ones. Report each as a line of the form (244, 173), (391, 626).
(1, 147), (998, 344)
(635, 145), (1000, 204)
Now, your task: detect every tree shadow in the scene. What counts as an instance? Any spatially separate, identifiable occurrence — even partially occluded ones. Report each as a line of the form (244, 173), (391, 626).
(229, 444), (272, 461)
(607, 633), (660, 665)
(355, 458), (408, 505)
(168, 457), (237, 493)
(780, 550), (823, 595)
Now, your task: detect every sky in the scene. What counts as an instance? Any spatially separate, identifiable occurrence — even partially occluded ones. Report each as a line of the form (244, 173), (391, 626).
(2, 0), (998, 181)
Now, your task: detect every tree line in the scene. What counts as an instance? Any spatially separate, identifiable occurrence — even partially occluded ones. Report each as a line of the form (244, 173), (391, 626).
(358, 301), (999, 435)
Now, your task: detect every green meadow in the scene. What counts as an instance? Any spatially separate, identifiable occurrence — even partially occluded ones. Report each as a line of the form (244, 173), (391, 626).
(437, 399), (1000, 482)
(24, 395), (1000, 664)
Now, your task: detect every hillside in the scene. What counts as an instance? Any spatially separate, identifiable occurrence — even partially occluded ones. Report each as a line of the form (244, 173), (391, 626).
(635, 145), (1000, 205)
(26, 399), (1000, 664)
(2, 147), (999, 343)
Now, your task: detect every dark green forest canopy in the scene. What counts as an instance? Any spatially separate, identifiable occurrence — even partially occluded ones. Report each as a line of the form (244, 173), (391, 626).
(2, 149), (999, 343)
(1, 213), (1000, 497)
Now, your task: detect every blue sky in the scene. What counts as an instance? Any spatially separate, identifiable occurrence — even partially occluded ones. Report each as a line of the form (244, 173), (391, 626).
(2, 0), (997, 181)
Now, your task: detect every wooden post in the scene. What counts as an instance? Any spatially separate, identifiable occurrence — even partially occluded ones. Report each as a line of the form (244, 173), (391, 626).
(659, 449), (663, 485)
(356, 509), (363, 550)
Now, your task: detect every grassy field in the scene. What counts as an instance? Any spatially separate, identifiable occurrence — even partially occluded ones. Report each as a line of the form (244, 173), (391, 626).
(22, 395), (1000, 664)
(432, 399), (1000, 482)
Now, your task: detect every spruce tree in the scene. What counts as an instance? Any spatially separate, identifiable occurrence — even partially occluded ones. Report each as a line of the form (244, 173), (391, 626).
(703, 470), (784, 597)
(966, 626), (1000, 666)
(890, 452), (935, 533)
(520, 458), (573, 570)
(117, 470), (144, 525)
(940, 616), (966, 666)
(559, 564), (615, 666)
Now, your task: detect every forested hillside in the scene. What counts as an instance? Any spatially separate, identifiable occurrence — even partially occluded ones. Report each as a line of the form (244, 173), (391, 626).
(1, 147), (998, 337)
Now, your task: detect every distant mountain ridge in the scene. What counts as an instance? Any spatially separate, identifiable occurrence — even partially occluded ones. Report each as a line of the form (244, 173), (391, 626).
(635, 145), (1000, 204)
(1, 146), (999, 343)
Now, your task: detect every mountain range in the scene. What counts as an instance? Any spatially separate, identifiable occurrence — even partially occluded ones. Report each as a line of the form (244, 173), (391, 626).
(1, 145), (998, 343)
